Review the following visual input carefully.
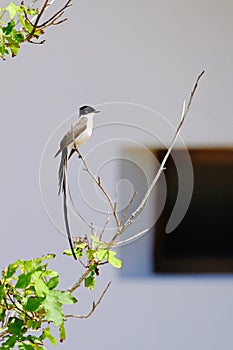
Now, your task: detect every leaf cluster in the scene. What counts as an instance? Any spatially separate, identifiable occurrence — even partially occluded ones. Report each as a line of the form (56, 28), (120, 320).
(0, 254), (77, 349)
(64, 235), (122, 290)
(0, 0), (72, 60)
(0, 2), (41, 59)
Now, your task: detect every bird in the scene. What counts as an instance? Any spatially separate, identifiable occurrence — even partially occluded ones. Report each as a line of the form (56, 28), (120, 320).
(55, 105), (100, 195)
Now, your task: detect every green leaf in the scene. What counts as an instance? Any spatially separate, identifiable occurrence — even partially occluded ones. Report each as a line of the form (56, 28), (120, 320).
(76, 242), (87, 249)
(23, 255), (55, 274)
(22, 261), (35, 274)
(26, 335), (45, 344)
(49, 290), (77, 305)
(23, 296), (45, 312)
(107, 250), (122, 268)
(91, 235), (104, 247)
(0, 284), (5, 301)
(15, 273), (32, 288)
(59, 322), (66, 343)
(32, 345), (46, 350)
(8, 317), (24, 335)
(23, 20), (34, 33)
(74, 248), (84, 259)
(2, 20), (15, 35)
(19, 339), (45, 350)
(5, 31), (20, 57)
(96, 248), (122, 267)
(0, 334), (18, 348)
(85, 272), (96, 290)
(0, 305), (6, 322)
(43, 295), (64, 326)
(26, 8), (39, 16)
(33, 276), (49, 297)
(43, 327), (56, 345)
(5, 261), (19, 278)
(89, 263), (98, 272)
(6, 2), (19, 19)
(47, 276), (59, 290)
(18, 342), (34, 350)
(0, 44), (6, 60)
(41, 253), (56, 261)
(63, 249), (73, 256)
(18, 13), (26, 27)
(42, 269), (58, 278)
(12, 31), (24, 44)
(21, 5), (39, 17)
(26, 319), (41, 330)
(64, 248), (83, 258)
(96, 248), (108, 261)
(87, 249), (96, 260)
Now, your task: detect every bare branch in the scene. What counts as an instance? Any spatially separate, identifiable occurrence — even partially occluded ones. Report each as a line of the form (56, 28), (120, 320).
(115, 228), (149, 246)
(38, 0), (72, 28)
(33, 0), (49, 28)
(67, 269), (91, 293)
(65, 281), (112, 319)
(110, 70), (205, 244)
(99, 213), (110, 241)
(119, 191), (137, 226)
(25, 0), (72, 42)
(73, 144), (121, 228)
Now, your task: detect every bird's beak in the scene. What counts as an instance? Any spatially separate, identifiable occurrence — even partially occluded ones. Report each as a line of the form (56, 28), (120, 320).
(95, 110), (100, 114)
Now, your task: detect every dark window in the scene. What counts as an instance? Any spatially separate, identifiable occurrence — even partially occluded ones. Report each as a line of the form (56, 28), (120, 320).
(154, 148), (233, 273)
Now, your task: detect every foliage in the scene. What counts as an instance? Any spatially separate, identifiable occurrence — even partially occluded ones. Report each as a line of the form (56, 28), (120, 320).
(64, 235), (122, 291)
(0, 237), (122, 349)
(0, 2), (37, 59)
(0, 254), (77, 349)
(0, 1), (71, 60)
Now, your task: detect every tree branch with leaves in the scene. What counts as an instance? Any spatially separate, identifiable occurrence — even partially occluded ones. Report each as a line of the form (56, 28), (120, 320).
(0, 0), (72, 59)
(0, 71), (205, 349)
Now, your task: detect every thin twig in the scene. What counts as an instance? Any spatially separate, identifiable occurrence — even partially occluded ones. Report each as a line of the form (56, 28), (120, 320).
(119, 192), (137, 226)
(30, 0), (49, 32)
(25, 0), (72, 41)
(67, 269), (91, 293)
(38, 0), (72, 28)
(6, 292), (32, 320)
(40, 12), (67, 28)
(0, 328), (8, 339)
(99, 213), (110, 241)
(115, 228), (149, 246)
(110, 70), (205, 245)
(23, 0), (55, 25)
(121, 100), (186, 232)
(73, 145), (121, 228)
(65, 281), (112, 319)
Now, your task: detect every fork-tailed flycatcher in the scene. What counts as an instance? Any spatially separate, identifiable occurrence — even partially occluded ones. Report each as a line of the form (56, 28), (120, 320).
(55, 105), (100, 195)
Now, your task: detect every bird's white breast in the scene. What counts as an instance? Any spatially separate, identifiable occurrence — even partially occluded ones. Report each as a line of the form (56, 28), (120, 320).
(75, 115), (93, 147)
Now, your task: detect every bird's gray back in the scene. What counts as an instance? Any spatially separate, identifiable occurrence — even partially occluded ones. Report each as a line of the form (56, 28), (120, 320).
(59, 117), (88, 151)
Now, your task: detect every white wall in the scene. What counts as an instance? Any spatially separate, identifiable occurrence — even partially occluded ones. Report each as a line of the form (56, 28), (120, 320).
(0, 1), (233, 349)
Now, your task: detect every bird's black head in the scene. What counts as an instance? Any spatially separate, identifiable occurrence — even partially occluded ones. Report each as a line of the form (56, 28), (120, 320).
(79, 105), (100, 116)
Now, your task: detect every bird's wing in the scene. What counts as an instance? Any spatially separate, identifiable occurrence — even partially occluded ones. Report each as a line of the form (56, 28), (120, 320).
(55, 117), (87, 157)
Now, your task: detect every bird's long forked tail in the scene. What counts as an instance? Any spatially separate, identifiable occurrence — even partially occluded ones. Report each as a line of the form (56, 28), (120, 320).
(62, 167), (77, 261)
(57, 148), (68, 195)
